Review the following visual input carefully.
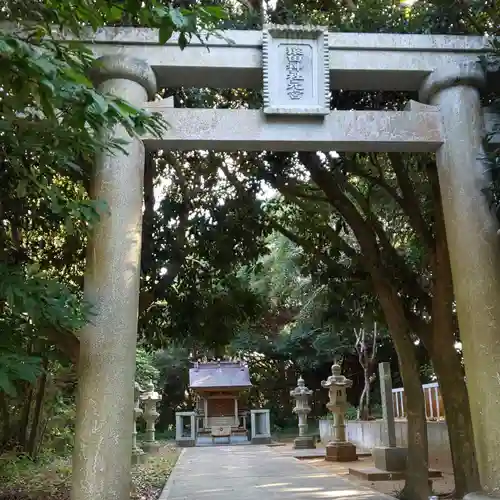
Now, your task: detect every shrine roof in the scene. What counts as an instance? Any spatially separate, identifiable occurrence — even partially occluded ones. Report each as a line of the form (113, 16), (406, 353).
(189, 361), (252, 389)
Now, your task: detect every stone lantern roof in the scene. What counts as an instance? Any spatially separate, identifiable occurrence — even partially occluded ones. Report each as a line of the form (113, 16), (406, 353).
(321, 363), (353, 388)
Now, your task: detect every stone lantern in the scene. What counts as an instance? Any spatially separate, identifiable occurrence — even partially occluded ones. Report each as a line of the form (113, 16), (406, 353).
(140, 380), (161, 454)
(321, 362), (357, 462)
(132, 382), (146, 464)
(290, 376), (315, 449)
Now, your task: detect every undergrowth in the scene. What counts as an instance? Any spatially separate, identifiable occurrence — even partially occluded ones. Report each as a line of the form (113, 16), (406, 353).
(0, 443), (179, 500)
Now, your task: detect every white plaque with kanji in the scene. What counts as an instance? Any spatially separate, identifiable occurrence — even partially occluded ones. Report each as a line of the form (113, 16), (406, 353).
(262, 25), (329, 116)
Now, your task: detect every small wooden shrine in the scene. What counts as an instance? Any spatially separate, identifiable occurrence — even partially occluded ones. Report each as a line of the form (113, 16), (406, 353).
(189, 360), (252, 445)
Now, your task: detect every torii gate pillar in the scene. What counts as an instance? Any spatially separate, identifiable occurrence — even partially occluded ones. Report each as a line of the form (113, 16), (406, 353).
(421, 61), (500, 494)
(72, 56), (157, 500)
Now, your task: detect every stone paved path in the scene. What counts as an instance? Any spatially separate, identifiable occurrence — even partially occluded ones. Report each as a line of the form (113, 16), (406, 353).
(160, 445), (394, 500)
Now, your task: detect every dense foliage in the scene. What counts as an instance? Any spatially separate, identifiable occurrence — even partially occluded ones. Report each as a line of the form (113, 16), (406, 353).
(0, 0), (228, 460)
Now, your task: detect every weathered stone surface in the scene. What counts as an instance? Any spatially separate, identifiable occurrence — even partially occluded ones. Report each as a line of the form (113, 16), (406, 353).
(71, 56), (156, 500)
(175, 411), (196, 446)
(79, 28), (490, 92)
(142, 442), (162, 454)
(325, 442), (358, 462)
(143, 107), (444, 153)
(349, 466), (442, 481)
(420, 62), (500, 493)
(378, 363), (397, 448)
(131, 450), (146, 464)
(293, 436), (316, 450)
(262, 25), (329, 115)
(90, 55), (157, 99)
(251, 409), (271, 443)
(251, 436), (272, 445)
(372, 446), (407, 472)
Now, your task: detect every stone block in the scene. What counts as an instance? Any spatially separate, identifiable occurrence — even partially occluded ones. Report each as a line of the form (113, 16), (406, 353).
(131, 450), (146, 465)
(176, 439), (195, 447)
(251, 436), (272, 445)
(373, 446), (407, 471)
(293, 436), (316, 450)
(464, 493), (500, 500)
(349, 466), (442, 481)
(143, 442), (162, 454)
(325, 442), (358, 462)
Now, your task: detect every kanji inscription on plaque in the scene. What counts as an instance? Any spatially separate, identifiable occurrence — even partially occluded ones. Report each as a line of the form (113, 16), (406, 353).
(263, 25), (329, 116)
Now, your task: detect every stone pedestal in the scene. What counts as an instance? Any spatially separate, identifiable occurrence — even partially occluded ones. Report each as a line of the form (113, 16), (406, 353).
(325, 442), (358, 462)
(131, 449), (147, 464)
(175, 411), (196, 447)
(251, 436), (272, 445)
(294, 436), (316, 450)
(373, 446), (407, 472)
(71, 56), (157, 500)
(250, 409), (272, 444)
(372, 363), (407, 472)
(142, 441), (162, 454)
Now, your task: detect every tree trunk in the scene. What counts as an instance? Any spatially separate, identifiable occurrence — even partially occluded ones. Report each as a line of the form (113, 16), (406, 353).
(301, 151), (429, 499)
(358, 374), (371, 420)
(0, 392), (10, 448)
(18, 383), (33, 448)
(431, 347), (480, 496)
(27, 357), (49, 457)
(364, 374), (371, 418)
(358, 383), (367, 420)
(374, 275), (430, 500)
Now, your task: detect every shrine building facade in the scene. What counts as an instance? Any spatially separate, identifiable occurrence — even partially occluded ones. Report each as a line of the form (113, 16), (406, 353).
(175, 360), (271, 446)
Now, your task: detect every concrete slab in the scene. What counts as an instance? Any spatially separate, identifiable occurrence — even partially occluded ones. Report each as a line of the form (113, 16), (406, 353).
(272, 446), (371, 460)
(348, 466), (443, 481)
(160, 445), (395, 500)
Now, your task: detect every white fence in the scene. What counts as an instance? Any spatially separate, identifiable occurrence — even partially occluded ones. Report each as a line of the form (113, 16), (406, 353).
(392, 382), (445, 420)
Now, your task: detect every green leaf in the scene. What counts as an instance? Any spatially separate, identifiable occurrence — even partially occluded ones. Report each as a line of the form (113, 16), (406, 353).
(0, 371), (16, 396)
(178, 32), (188, 50)
(87, 91), (109, 115)
(0, 38), (14, 55)
(108, 6), (124, 22)
(169, 6), (188, 28)
(159, 22), (174, 45)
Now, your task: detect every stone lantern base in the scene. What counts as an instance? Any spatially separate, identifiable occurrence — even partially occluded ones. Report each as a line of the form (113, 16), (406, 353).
(325, 441), (358, 462)
(131, 448), (146, 465)
(143, 441), (162, 454)
(293, 435), (316, 450)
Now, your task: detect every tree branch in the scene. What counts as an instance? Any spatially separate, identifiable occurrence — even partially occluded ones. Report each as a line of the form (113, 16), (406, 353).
(388, 153), (435, 250)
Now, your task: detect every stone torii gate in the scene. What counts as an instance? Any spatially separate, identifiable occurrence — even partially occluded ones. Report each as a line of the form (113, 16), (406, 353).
(75, 26), (500, 500)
